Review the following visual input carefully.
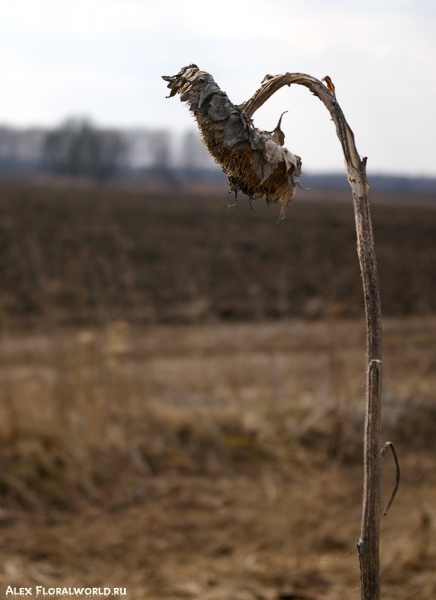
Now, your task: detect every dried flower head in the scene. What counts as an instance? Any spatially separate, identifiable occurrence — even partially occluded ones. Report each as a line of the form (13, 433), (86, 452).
(163, 64), (302, 219)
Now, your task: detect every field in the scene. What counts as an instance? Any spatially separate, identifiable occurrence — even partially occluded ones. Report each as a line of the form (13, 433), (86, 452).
(0, 180), (435, 599)
(1, 180), (435, 324)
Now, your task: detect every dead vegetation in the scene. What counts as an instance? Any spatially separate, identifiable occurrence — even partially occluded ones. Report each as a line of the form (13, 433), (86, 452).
(163, 65), (302, 219)
(0, 181), (435, 325)
(0, 182), (435, 598)
(0, 317), (435, 598)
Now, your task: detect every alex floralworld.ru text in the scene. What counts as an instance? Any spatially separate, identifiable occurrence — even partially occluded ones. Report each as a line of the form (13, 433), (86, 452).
(5, 588), (127, 597)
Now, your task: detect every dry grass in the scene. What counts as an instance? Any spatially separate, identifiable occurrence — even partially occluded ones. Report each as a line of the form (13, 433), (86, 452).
(0, 316), (435, 599)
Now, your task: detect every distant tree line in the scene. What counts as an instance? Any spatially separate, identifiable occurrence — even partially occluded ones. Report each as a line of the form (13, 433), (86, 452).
(43, 118), (127, 183)
(0, 118), (218, 184)
(1, 120), (436, 191)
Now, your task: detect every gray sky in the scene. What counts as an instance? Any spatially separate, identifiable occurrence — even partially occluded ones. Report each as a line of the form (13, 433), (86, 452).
(1, 0), (435, 175)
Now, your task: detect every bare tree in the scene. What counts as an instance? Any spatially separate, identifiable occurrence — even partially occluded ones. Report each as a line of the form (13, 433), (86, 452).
(180, 129), (215, 179)
(0, 126), (46, 174)
(146, 129), (177, 185)
(163, 65), (400, 600)
(43, 118), (127, 183)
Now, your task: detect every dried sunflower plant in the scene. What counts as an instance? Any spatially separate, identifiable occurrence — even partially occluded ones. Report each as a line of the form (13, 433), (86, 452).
(163, 64), (400, 600)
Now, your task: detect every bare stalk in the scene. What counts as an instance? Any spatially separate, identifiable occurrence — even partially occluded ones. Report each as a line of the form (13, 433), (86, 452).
(243, 73), (383, 599)
(163, 67), (383, 600)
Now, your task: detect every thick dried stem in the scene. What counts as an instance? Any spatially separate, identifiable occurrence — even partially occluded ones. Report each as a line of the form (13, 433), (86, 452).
(244, 72), (383, 600)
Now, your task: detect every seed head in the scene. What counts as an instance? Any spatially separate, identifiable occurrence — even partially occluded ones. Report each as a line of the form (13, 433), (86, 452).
(163, 65), (302, 220)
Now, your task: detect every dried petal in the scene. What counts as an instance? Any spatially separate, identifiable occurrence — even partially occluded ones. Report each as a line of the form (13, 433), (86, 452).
(223, 112), (249, 148)
(208, 94), (233, 121)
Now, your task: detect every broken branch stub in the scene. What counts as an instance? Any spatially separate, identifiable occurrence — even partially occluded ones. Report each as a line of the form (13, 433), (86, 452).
(162, 64), (302, 219)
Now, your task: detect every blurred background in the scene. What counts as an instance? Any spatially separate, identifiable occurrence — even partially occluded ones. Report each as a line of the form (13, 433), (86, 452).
(1, 1), (436, 599)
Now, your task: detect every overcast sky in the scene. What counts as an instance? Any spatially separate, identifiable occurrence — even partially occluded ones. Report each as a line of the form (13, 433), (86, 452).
(1, 0), (435, 175)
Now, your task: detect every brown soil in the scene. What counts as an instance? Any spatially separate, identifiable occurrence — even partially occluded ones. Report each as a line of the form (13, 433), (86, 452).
(0, 180), (435, 325)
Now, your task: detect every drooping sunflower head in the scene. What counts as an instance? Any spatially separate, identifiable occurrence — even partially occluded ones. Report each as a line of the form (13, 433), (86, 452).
(163, 65), (302, 219)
